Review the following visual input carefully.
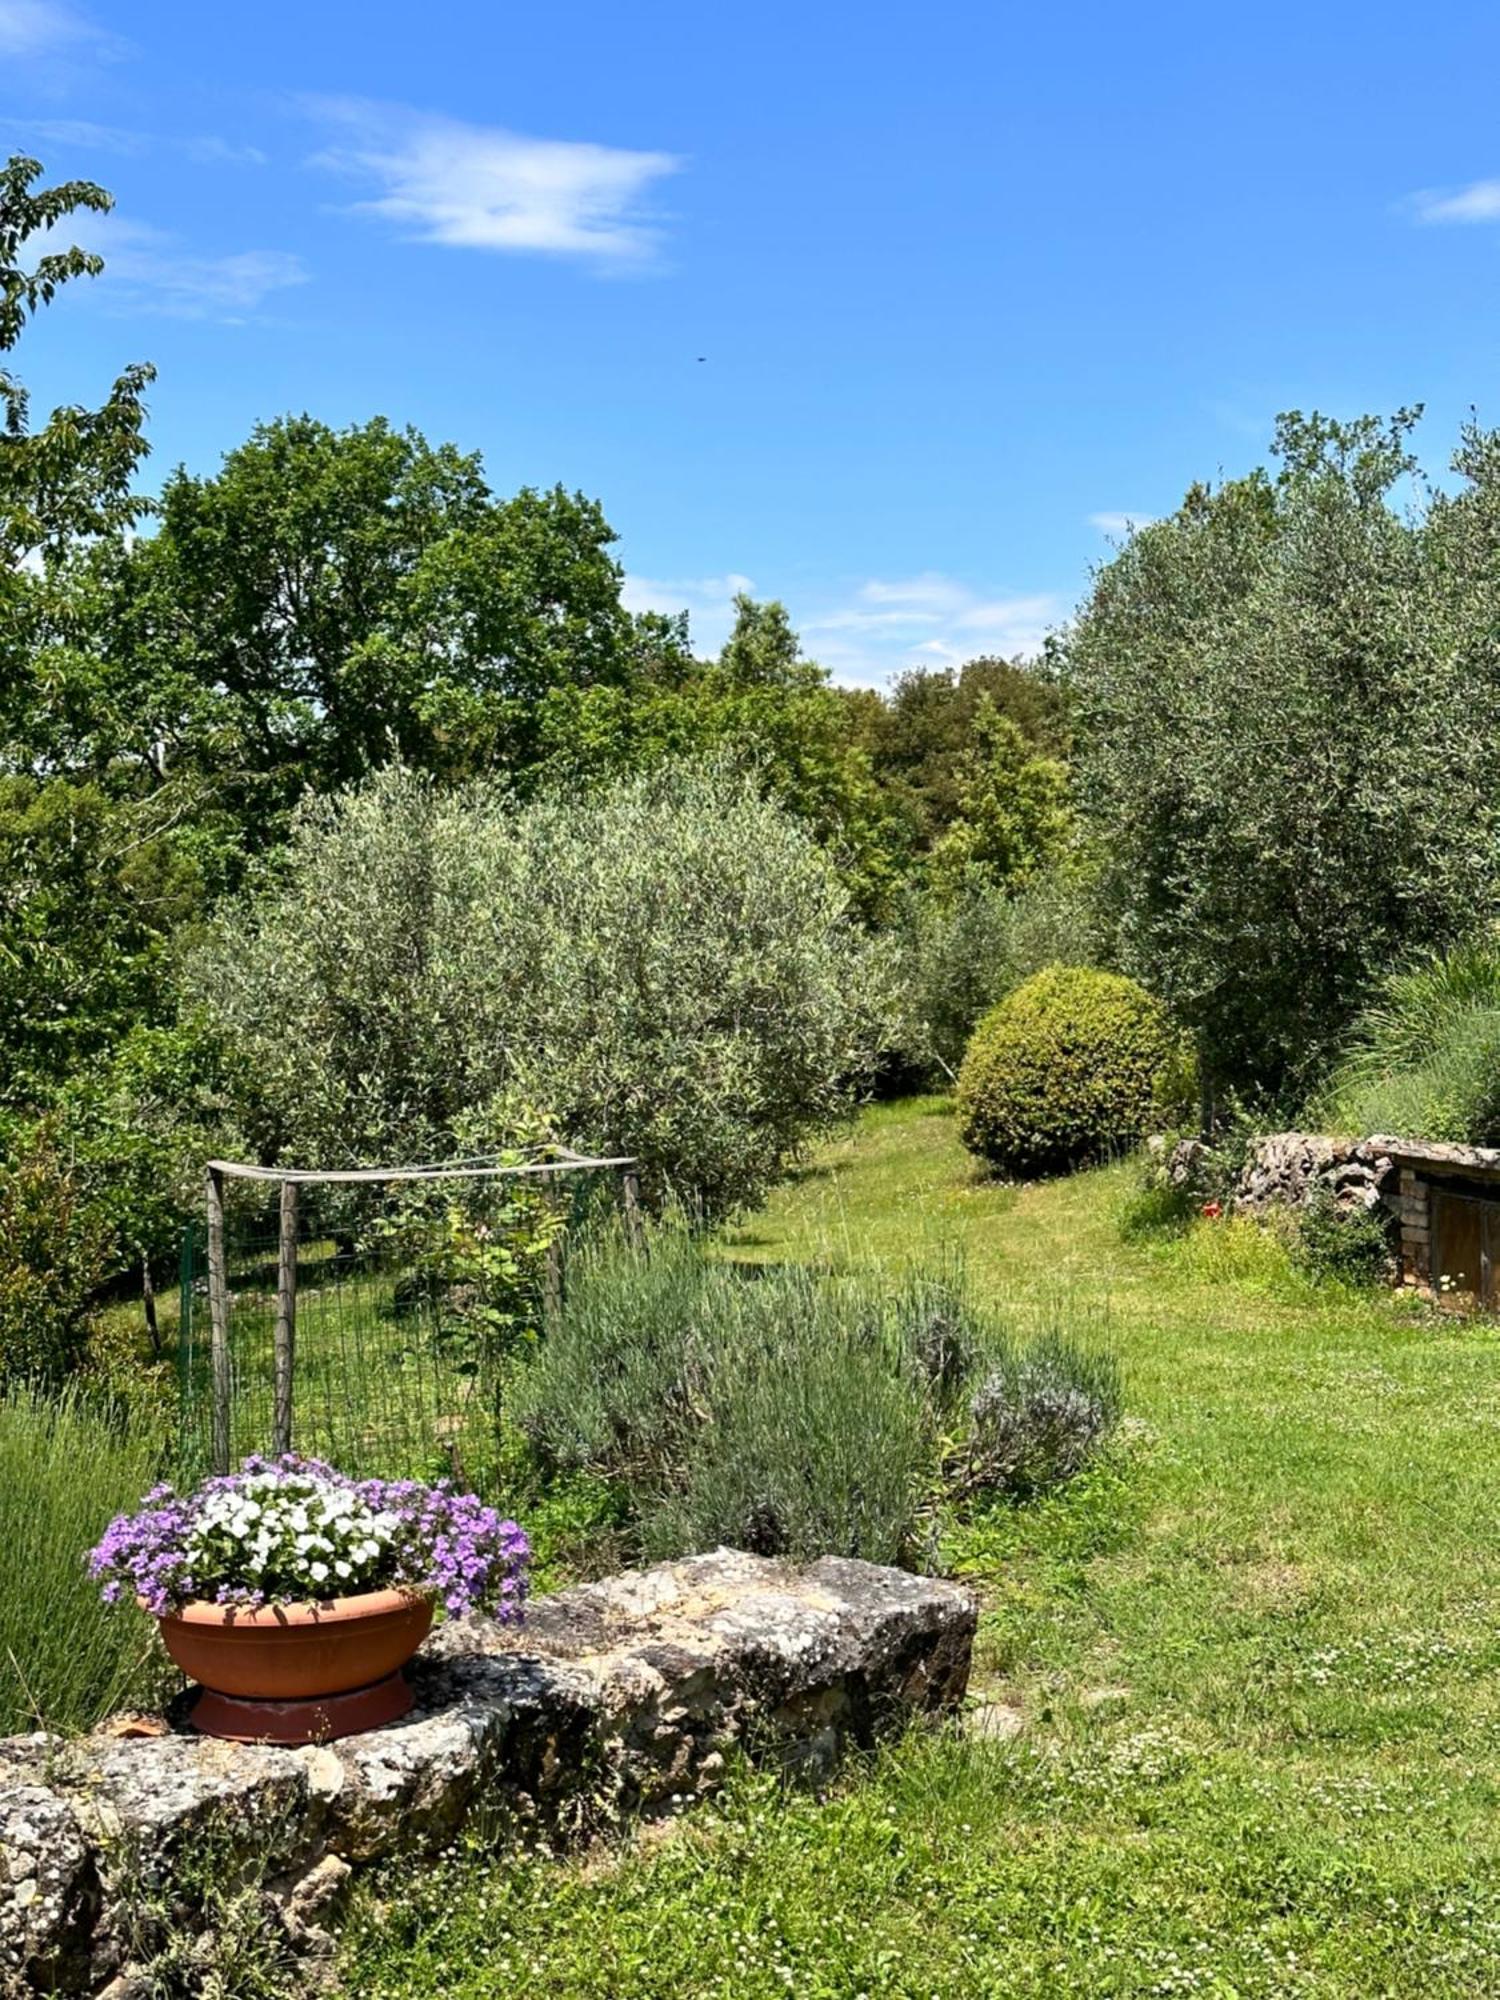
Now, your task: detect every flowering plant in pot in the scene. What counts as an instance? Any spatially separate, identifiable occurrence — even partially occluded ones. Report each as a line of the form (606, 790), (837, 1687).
(89, 1455), (529, 1743)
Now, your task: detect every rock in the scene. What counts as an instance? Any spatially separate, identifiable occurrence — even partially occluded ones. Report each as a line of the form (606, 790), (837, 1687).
(1, 1550), (974, 1994)
(1163, 1137), (1211, 1194)
(1234, 1132), (1396, 1219)
(283, 1852), (352, 1937)
(0, 1783), (98, 1995)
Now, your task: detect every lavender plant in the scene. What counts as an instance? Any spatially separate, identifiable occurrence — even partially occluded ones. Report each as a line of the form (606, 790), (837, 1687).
(89, 1455), (529, 1620)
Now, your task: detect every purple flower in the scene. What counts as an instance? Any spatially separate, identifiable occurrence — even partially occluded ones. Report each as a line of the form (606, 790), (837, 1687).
(88, 1455), (530, 1622)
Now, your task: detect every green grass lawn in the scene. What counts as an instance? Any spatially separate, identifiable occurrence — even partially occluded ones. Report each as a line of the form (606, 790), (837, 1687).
(346, 1096), (1500, 1997)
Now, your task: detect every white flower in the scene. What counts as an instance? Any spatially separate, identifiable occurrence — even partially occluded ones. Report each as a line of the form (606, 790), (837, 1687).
(309, 1561), (329, 1583)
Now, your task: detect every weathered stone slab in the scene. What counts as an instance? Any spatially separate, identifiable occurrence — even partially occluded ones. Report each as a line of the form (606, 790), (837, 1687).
(0, 1549), (974, 1996)
(0, 1780), (97, 1995)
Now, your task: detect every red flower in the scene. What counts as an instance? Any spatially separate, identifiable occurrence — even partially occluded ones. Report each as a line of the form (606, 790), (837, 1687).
(1200, 1200), (1223, 1220)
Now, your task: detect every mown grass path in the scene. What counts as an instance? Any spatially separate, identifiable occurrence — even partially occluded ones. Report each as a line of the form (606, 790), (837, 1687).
(348, 1098), (1500, 1998)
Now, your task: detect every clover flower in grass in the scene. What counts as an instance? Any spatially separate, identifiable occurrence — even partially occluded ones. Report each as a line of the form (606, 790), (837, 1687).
(89, 1455), (529, 1620)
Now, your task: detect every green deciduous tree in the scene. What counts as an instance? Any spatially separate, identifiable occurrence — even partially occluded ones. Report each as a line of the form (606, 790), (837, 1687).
(523, 595), (915, 917)
(1, 155), (153, 572)
(871, 656), (1071, 850)
(96, 416), (638, 814)
(927, 702), (1072, 894)
(0, 776), (213, 1105)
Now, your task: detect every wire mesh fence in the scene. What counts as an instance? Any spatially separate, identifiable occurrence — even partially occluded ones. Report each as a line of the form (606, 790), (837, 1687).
(177, 1159), (630, 1499)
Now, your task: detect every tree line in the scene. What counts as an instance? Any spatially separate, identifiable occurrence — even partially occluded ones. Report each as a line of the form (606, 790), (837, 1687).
(10, 146), (1500, 1377)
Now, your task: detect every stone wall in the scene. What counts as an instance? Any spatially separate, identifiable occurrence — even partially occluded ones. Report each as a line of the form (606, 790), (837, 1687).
(1233, 1132), (1395, 1218)
(1, 1548), (975, 1997)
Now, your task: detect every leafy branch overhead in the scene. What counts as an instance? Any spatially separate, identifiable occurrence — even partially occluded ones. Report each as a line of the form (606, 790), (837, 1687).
(0, 154), (155, 567)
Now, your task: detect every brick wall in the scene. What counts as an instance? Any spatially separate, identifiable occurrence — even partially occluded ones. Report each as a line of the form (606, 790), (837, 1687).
(1395, 1168), (1431, 1289)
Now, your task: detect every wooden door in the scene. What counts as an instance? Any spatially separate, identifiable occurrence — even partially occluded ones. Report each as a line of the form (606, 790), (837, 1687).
(1432, 1189), (1500, 1307)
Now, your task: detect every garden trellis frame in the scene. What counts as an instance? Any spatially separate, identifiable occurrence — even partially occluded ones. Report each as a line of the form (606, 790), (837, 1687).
(202, 1147), (640, 1473)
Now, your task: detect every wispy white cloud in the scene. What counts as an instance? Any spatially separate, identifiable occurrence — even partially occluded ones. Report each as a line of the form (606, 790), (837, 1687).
(803, 575), (1060, 683)
(622, 573), (753, 653)
(0, 0), (123, 60)
(38, 212), (306, 321)
(1407, 179), (1500, 224)
(621, 567), (1061, 686)
(1088, 509), (1154, 537)
(6, 116), (266, 164)
(305, 98), (682, 270)
(8, 115), (144, 153)
(183, 135), (267, 167)
(0, 0), (81, 53)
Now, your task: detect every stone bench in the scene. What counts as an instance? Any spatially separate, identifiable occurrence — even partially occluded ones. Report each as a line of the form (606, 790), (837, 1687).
(2, 1548), (976, 1995)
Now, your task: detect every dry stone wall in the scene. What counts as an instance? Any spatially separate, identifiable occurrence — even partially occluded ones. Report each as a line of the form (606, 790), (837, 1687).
(1233, 1133), (1395, 1217)
(1, 1548), (975, 1996)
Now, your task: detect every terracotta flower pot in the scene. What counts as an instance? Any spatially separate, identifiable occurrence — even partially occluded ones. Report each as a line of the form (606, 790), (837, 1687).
(157, 1588), (434, 1745)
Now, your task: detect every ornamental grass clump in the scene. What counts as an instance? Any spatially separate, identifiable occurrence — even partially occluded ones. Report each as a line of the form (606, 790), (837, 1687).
(89, 1456), (530, 1620)
(1, 1383), (174, 1735)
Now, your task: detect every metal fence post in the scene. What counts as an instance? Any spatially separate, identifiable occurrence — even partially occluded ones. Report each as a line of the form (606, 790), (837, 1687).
(273, 1178), (298, 1456)
(205, 1166), (231, 1474)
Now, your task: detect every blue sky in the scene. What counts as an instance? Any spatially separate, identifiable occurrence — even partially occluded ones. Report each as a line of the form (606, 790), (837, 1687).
(5, 0), (1500, 683)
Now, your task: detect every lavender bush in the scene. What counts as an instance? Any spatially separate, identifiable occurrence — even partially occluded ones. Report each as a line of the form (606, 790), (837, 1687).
(89, 1455), (529, 1620)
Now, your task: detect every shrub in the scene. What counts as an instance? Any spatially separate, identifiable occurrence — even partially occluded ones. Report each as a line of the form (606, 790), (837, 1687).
(514, 1221), (1001, 1567)
(0, 1385), (174, 1734)
(198, 760), (889, 1219)
(1291, 1189), (1392, 1287)
(643, 1311), (933, 1566)
(896, 867), (1104, 1079)
(509, 1215), (712, 1491)
(956, 966), (1187, 1177)
(955, 1334), (1122, 1498)
(1318, 940), (1500, 1145)
(0, 1125), (110, 1385)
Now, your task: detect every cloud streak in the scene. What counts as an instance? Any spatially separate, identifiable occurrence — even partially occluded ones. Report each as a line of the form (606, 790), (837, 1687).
(38, 212), (307, 320)
(0, 0), (123, 61)
(1406, 179), (1500, 224)
(624, 567), (1061, 685)
(802, 575), (1061, 682)
(305, 98), (682, 269)
(7, 116), (267, 164)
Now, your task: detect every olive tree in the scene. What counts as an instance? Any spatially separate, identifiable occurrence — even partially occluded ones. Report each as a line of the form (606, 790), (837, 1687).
(195, 761), (889, 1216)
(1063, 410), (1500, 1102)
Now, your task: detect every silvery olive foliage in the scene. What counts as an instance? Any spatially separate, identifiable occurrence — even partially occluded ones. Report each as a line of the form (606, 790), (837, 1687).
(895, 865), (1104, 1080)
(1063, 410), (1500, 1101)
(195, 760), (891, 1217)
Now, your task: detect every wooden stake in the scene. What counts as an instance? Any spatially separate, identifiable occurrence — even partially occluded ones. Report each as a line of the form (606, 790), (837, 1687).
(141, 1251), (160, 1358)
(273, 1178), (298, 1456)
(620, 1166), (643, 1249)
(543, 1170), (564, 1320)
(205, 1166), (231, 1474)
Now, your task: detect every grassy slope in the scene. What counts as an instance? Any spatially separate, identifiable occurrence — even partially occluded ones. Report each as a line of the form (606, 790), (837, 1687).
(347, 1097), (1500, 1998)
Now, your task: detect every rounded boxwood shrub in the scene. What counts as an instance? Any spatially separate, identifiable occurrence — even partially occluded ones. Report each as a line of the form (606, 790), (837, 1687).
(956, 965), (1183, 1177)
